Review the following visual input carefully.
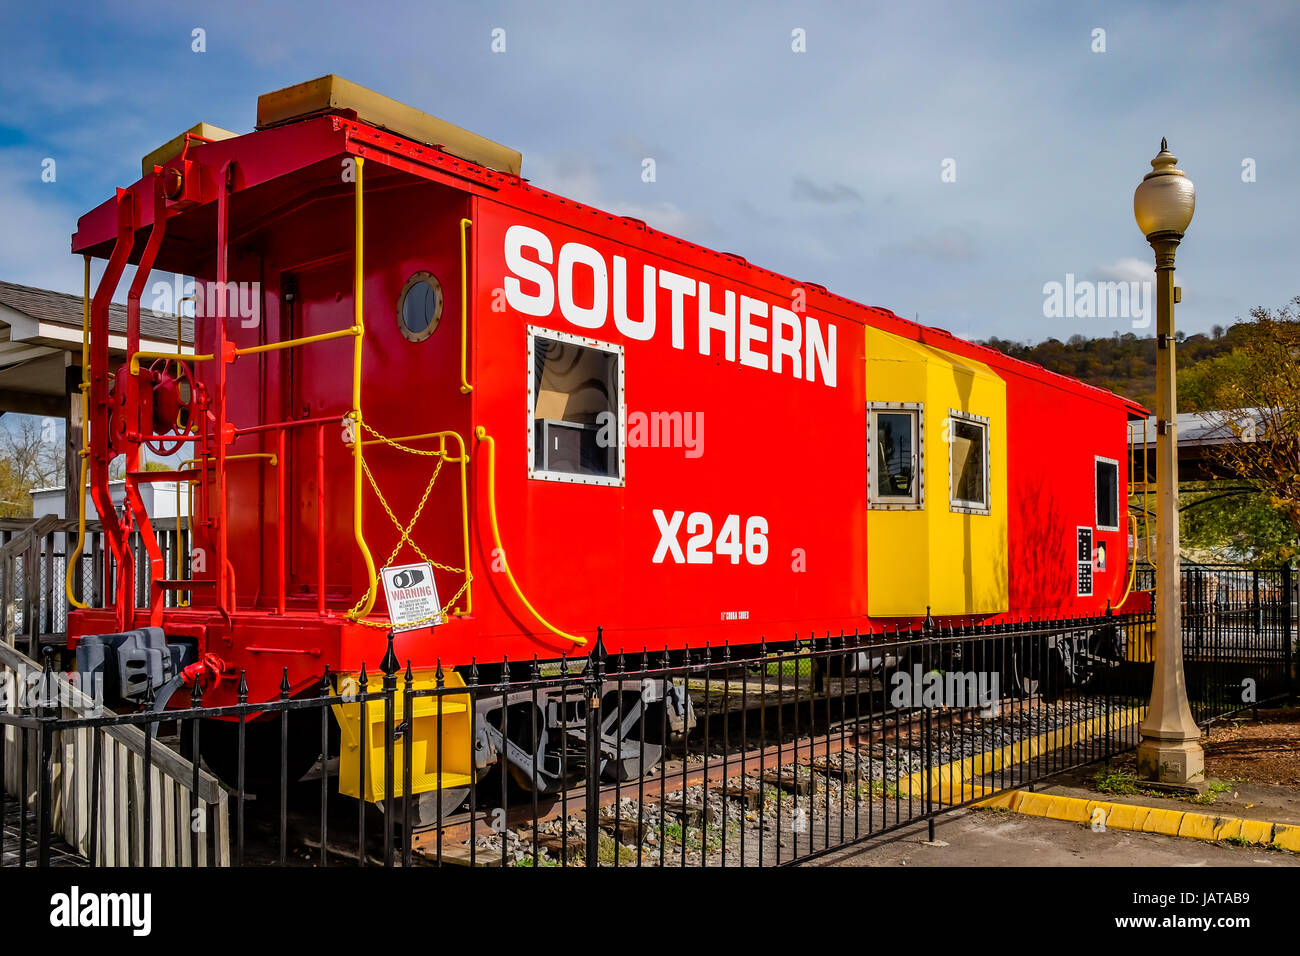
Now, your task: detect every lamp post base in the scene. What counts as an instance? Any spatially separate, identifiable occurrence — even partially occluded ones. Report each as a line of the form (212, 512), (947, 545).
(1136, 736), (1205, 786)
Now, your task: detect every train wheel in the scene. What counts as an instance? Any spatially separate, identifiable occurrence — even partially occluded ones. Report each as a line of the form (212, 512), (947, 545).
(378, 787), (470, 830)
(487, 701), (578, 794)
(600, 688), (666, 782)
(1002, 640), (1041, 698)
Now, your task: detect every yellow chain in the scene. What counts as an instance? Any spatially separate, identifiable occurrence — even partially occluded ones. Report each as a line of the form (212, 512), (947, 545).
(357, 419), (444, 457)
(350, 577), (473, 630)
(365, 455), (444, 567)
(346, 421), (471, 626)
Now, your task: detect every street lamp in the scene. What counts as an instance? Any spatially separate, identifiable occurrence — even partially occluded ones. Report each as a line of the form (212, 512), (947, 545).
(1133, 139), (1203, 786)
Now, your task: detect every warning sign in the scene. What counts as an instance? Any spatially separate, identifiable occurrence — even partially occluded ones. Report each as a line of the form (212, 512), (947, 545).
(380, 561), (443, 632)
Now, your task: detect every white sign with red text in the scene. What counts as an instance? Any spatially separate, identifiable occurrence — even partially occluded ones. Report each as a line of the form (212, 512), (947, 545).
(380, 562), (443, 632)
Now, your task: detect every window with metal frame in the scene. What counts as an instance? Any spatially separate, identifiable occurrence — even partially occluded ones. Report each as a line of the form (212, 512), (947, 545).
(948, 410), (990, 515)
(868, 403), (924, 509)
(396, 271), (442, 343)
(528, 327), (625, 486)
(1095, 456), (1120, 531)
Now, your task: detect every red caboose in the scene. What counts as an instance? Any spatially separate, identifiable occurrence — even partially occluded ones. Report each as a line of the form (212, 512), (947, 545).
(66, 76), (1146, 807)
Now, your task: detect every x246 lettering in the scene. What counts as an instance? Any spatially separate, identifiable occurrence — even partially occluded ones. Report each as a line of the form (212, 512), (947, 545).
(652, 510), (769, 565)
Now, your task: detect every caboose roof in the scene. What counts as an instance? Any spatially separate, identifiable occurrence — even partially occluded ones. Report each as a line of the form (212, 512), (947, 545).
(255, 75), (522, 176)
(71, 77), (1146, 420)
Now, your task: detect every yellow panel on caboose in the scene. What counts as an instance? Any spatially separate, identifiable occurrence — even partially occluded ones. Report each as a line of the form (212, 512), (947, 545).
(256, 74), (523, 176)
(865, 327), (1009, 617)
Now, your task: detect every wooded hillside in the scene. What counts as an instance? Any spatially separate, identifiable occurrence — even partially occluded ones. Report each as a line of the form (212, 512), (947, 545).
(979, 323), (1247, 411)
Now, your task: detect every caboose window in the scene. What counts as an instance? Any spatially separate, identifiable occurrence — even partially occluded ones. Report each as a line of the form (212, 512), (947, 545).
(396, 271), (443, 343)
(1096, 456), (1120, 531)
(867, 403), (923, 509)
(528, 327), (624, 486)
(948, 411), (989, 515)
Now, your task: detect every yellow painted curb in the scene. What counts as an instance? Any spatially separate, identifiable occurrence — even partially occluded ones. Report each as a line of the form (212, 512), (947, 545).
(974, 788), (1299, 852)
(898, 706), (1146, 801)
(1275, 825), (1300, 853)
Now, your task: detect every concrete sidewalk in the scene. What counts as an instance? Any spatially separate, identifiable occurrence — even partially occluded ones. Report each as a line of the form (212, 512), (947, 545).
(821, 807), (1300, 867)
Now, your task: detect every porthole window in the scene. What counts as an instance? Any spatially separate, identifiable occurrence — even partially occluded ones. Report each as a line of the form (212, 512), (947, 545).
(397, 272), (443, 342)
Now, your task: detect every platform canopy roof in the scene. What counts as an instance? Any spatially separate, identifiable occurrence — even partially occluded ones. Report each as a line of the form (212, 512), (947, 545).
(1128, 409), (1266, 484)
(0, 280), (193, 416)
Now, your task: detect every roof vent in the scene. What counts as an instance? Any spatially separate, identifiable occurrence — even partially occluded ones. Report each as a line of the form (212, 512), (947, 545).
(141, 122), (237, 177)
(256, 74), (522, 177)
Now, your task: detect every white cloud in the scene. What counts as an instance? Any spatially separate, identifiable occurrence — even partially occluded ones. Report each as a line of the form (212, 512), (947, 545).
(0, 0), (1291, 343)
(527, 151), (713, 239)
(1096, 257), (1154, 285)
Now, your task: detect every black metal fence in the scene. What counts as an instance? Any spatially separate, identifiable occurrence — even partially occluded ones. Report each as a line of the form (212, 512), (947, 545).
(1136, 564), (1296, 724)
(1, 573), (1294, 869)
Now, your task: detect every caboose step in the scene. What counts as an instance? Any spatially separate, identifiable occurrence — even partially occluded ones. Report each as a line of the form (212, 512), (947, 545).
(155, 579), (216, 590)
(334, 668), (473, 805)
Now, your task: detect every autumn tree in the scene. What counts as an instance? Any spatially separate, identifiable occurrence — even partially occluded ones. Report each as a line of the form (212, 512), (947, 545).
(1193, 298), (1300, 559)
(1179, 485), (1296, 566)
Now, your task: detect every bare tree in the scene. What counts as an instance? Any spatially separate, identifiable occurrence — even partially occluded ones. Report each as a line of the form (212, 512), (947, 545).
(0, 414), (64, 516)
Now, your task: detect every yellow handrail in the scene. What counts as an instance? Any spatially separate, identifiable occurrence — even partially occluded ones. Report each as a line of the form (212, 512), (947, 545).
(459, 217), (472, 394)
(451, 431), (472, 615)
(233, 325), (360, 358)
(1113, 512), (1140, 610)
(129, 350), (214, 375)
(64, 255), (92, 610)
(175, 293), (195, 605)
(173, 296), (194, 559)
(359, 430), (465, 455)
(475, 426), (585, 646)
(358, 428), (473, 615)
(349, 155), (379, 619)
(1128, 419), (1136, 499)
(183, 453), (279, 469)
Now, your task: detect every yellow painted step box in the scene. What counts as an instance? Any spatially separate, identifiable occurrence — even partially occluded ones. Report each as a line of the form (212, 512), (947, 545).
(332, 669), (474, 803)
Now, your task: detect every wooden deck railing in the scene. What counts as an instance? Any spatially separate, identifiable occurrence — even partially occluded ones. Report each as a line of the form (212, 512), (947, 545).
(0, 641), (230, 866)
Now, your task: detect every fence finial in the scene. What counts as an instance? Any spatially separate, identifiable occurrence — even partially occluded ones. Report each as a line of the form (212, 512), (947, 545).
(380, 630), (400, 677)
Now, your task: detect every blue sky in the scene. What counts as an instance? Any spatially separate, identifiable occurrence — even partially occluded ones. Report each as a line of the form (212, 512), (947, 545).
(0, 0), (1296, 342)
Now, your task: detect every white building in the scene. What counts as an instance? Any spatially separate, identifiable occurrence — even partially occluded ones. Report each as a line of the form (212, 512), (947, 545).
(31, 480), (191, 522)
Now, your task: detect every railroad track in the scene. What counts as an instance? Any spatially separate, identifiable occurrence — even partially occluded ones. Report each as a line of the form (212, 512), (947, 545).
(409, 692), (1046, 857)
